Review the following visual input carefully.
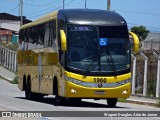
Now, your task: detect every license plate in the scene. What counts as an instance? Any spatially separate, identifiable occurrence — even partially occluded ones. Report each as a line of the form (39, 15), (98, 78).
(94, 90), (106, 95)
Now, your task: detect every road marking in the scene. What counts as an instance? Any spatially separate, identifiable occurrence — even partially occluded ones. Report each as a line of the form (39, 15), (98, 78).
(0, 103), (23, 111)
(151, 117), (160, 120)
(40, 117), (55, 120)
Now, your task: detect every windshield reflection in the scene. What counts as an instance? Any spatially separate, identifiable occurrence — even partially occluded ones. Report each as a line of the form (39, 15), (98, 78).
(67, 25), (130, 73)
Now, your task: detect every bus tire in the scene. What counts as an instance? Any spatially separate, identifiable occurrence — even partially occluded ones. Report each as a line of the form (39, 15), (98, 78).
(55, 84), (65, 105)
(23, 75), (26, 91)
(25, 80), (34, 100)
(107, 98), (117, 107)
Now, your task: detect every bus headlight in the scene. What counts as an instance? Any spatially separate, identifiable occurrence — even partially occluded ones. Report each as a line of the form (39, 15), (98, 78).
(122, 90), (128, 95)
(70, 89), (77, 94)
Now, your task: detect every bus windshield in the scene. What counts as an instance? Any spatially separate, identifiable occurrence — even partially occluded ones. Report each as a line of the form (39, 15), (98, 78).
(67, 25), (130, 74)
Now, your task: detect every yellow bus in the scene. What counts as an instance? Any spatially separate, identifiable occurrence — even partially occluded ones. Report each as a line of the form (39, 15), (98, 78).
(18, 9), (139, 107)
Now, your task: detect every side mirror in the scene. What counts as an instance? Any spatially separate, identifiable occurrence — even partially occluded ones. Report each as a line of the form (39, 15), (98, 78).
(60, 30), (67, 51)
(129, 31), (140, 53)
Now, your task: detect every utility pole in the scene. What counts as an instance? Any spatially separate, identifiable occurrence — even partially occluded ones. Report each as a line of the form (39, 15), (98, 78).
(20, 0), (23, 26)
(107, 0), (111, 11)
(85, 0), (87, 9)
(63, 0), (64, 9)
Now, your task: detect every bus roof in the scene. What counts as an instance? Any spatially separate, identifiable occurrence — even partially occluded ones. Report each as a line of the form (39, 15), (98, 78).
(20, 9), (127, 30)
(20, 11), (58, 30)
(58, 9), (127, 26)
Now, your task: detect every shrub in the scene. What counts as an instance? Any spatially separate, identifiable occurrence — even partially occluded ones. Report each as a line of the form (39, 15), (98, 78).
(10, 75), (18, 84)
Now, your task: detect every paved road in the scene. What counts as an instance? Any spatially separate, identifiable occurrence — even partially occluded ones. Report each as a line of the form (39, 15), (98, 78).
(0, 79), (159, 120)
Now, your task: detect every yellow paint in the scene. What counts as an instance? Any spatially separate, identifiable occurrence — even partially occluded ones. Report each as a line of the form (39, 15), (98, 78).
(129, 31), (140, 53)
(60, 30), (67, 51)
(18, 47), (58, 94)
(66, 81), (131, 98)
(20, 11), (58, 30)
(65, 71), (131, 83)
(18, 9), (134, 100)
(62, 71), (131, 98)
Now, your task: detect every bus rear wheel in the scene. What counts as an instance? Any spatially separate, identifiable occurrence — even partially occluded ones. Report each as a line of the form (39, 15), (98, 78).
(107, 98), (117, 107)
(25, 80), (43, 100)
(25, 80), (34, 100)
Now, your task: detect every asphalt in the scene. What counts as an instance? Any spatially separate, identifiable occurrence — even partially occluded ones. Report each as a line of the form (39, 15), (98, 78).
(0, 66), (159, 107)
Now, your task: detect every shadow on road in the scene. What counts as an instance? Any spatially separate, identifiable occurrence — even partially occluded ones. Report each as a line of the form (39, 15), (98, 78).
(15, 96), (129, 109)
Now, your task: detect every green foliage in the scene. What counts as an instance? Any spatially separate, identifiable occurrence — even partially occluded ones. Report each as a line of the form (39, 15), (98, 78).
(118, 98), (127, 102)
(10, 75), (18, 84)
(131, 26), (150, 41)
(155, 100), (160, 108)
(3, 43), (19, 51)
(135, 87), (143, 94)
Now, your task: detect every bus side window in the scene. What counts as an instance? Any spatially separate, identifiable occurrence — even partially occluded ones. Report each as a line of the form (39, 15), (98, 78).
(23, 29), (28, 50)
(48, 21), (55, 47)
(38, 24), (45, 45)
(19, 30), (25, 50)
(49, 21), (57, 51)
(44, 23), (50, 47)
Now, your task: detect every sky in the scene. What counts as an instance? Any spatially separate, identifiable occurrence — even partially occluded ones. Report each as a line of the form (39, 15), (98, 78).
(0, 0), (160, 32)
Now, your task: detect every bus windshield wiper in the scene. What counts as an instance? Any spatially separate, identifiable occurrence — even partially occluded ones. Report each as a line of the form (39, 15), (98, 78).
(81, 56), (97, 73)
(85, 59), (95, 72)
(105, 47), (117, 76)
(81, 55), (96, 72)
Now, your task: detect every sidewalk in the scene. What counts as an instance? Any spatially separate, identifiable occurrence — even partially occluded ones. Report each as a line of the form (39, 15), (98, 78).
(127, 95), (159, 107)
(0, 66), (159, 107)
(0, 66), (16, 81)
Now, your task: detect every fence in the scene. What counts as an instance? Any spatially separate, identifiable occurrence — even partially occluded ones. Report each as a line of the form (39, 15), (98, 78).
(131, 53), (160, 98)
(0, 45), (17, 72)
(0, 44), (159, 98)
(142, 41), (160, 52)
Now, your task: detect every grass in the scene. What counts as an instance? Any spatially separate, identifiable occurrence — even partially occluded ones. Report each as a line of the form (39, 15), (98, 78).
(10, 75), (18, 84)
(155, 99), (160, 108)
(0, 74), (18, 84)
(118, 98), (127, 102)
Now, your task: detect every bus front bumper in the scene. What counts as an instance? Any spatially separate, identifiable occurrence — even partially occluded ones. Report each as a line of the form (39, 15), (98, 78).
(65, 81), (131, 99)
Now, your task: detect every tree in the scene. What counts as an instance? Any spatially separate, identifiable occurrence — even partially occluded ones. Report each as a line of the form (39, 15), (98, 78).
(131, 26), (150, 41)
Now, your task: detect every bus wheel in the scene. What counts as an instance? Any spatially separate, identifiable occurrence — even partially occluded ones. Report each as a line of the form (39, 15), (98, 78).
(55, 85), (65, 105)
(107, 98), (117, 107)
(25, 80), (34, 100)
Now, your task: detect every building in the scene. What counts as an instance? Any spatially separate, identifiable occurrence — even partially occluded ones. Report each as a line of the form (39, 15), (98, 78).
(142, 33), (160, 52)
(0, 13), (31, 44)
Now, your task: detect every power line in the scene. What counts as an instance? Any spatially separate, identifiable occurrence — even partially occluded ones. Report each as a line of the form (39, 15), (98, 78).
(23, 0), (60, 7)
(29, 0), (75, 19)
(116, 9), (160, 16)
(25, 0), (62, 16)
(8, 2), (20, 14)
(29, 6), (62, 19)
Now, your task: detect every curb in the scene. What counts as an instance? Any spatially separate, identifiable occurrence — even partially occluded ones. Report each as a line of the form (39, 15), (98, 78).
(126, 99), (157, 107)
(0, 74), (13, 81)
(0, 66), (16, 81)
